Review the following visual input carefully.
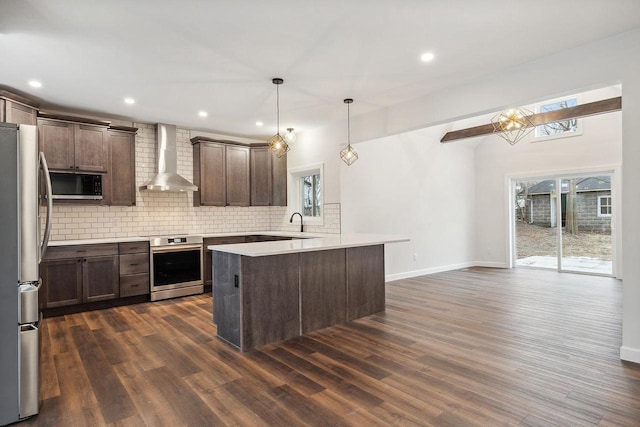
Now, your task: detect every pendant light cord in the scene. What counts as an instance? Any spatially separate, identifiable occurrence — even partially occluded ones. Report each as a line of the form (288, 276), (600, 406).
(276, 83), (280, 135)
(347, 101), (351, 147)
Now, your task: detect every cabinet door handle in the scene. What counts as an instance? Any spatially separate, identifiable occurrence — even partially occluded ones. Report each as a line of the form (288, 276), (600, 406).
(130, 263), (138, 266)
(131, 284), (139, 288)
(83, 258), (87, 262)
(77, 259), (81, 263)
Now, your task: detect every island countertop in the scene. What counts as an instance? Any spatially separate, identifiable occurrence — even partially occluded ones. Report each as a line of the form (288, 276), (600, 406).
(208, 233), (409, 257)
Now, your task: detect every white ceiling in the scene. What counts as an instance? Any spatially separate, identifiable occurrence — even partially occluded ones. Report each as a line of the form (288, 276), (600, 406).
(1, 0), (639, 139)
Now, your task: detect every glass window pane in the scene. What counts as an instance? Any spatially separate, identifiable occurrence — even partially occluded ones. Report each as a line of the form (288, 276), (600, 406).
(536, 98), (579, 137)
(300, 173), (321, 217)
(561, 177), (612, 275)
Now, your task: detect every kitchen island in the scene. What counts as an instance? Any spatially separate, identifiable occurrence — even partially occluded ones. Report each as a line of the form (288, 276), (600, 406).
(209, 234), (408, 351)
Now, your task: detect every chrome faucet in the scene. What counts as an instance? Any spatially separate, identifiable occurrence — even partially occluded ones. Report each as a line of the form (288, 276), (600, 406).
(289, 212), (303, 233)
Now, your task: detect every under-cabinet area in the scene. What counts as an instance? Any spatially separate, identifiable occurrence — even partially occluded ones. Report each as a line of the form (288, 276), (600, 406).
(212, 244), (386, 351)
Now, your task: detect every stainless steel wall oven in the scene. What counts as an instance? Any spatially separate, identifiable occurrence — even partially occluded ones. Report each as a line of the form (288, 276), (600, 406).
(149, 236), (203, 301)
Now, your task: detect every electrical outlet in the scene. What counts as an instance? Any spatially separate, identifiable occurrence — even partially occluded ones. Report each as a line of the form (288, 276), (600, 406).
(413, 253), (418, 261)
(487, 247), (492, 255)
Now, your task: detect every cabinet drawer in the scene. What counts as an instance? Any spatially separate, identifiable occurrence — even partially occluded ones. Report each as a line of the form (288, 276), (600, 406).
(120, 274), (149, 297)
(118, 241), (149, 255)
(119, 253), (149, 275)
(44, 243), (118, 260)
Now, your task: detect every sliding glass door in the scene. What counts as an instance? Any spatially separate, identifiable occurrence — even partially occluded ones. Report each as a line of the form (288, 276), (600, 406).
(514, 174), (613, 276)
(514, 179), (558, 270)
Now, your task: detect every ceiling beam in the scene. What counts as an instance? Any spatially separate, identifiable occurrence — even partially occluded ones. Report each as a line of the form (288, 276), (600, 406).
(440, 96), (622, 143)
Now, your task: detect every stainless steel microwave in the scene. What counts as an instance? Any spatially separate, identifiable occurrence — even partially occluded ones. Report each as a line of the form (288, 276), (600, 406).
(50, 172), (103, 200)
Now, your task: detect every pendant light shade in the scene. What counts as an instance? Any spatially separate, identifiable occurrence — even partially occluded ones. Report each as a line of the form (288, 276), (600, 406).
(284, 128), (297, 144)
(268, 78), (290, 158)
(340, 98), (358, 165)
(491, 107), (535, 145)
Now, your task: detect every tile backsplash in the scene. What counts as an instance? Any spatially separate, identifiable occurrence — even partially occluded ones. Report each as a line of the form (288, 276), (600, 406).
(44, 123), (340, 241)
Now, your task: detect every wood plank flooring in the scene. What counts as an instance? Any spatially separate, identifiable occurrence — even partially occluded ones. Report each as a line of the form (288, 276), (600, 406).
(24, 267), (640, 426)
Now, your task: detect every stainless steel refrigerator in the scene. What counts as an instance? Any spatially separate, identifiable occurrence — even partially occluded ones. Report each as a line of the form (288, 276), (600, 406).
(0, 123), (52, 425)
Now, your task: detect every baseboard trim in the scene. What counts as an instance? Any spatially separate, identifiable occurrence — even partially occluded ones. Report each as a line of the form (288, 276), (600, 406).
(386, 262), (476, 282)
(473, 261), (510, 269)
(620, 346), (640, 364)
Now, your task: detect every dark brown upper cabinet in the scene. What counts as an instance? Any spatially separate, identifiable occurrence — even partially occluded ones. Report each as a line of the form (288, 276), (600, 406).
(105, 128), (137, 206)
(250, 147), (272, 206)
(38, 117), (108, 173)
(192, 138), (250, 207)
(251, 146), (287, 207)
(226, 145), (250, 206)
(193, 141), (227, 206)
(271, 151), (287, 206)
(192, 137), (287, 208)
(0, 90), (38, 126)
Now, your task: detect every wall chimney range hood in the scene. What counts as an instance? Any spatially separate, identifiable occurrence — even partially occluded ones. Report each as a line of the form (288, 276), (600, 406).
(139, 123), (197, 192)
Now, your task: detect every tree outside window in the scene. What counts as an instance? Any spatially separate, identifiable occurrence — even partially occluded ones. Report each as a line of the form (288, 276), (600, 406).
(301, 174), (321, 217)
(535, 97), (579, 138)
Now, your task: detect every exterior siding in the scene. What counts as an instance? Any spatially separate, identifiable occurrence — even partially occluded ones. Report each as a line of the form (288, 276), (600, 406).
(530, 191), (611, 232)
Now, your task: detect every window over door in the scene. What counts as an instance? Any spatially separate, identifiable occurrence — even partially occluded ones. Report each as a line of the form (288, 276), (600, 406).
(534, 96), (581, 140)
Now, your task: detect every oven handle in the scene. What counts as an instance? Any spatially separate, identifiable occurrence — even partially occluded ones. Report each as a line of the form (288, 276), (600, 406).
(150, 244), (203, 254)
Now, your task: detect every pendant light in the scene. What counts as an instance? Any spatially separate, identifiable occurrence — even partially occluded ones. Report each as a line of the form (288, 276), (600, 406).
(490, 107), (535, 145)
(340, 98), (358, 165)
(267, 78), (290, 158)
(284, 128), (297, 144)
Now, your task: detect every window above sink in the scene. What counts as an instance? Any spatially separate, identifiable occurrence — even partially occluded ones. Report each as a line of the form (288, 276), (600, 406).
(288, 163), (324, 225)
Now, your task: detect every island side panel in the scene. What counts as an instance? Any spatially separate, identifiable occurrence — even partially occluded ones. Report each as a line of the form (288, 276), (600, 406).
(346, 245), (385, 321)
(300, 249), (347, 334)
(213, 251), (241, 348)
(241, 253), (300, 351)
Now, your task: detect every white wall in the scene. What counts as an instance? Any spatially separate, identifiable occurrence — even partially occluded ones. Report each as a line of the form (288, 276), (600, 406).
(288, 124), (343, 205)
(474, 86), (623, 274)
(289, 28), (640, 362)
(340, 126), (477, 279)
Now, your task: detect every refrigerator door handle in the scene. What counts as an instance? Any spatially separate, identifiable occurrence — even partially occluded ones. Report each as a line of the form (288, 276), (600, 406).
(39, 152), (53, 260)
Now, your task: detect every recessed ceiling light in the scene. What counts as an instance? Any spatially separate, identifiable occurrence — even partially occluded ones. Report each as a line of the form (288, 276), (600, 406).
(198, 111), (208, 117)
(124, 97), (135, 105)
(28, 80), (42, 88)
(420, 52), (435, 63)
(256, 121), (263, 127)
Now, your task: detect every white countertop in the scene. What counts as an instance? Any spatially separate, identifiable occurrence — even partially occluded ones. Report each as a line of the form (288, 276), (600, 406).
(201, 231), (328, 239)
(208, 233), (410, 257)
(48, 236), (148, 246)
(47, 231), (331, 246)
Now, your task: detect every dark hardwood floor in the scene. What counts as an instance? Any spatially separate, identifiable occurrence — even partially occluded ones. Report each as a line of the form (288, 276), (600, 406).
(24, 267), (640, 426)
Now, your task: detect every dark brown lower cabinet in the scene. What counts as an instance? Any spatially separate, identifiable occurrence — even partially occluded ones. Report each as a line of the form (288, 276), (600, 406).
(346, 245), (385, 321)
(213, 252), (300, 350)
(41, 258), (83, 308)
(118, 241), (150, 297)
(300, 249), (346, 333)
(212, 244), (386, 352)
(41, 243), (124, 309)
(241, 254), (300, 350)
(204, 236), (247, 287)
(83, 255), (119, 302)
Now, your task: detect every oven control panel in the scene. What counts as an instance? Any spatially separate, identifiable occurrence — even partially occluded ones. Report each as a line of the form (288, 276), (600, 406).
(168, 237), (187, 244)
(149, 235), (204, 247)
